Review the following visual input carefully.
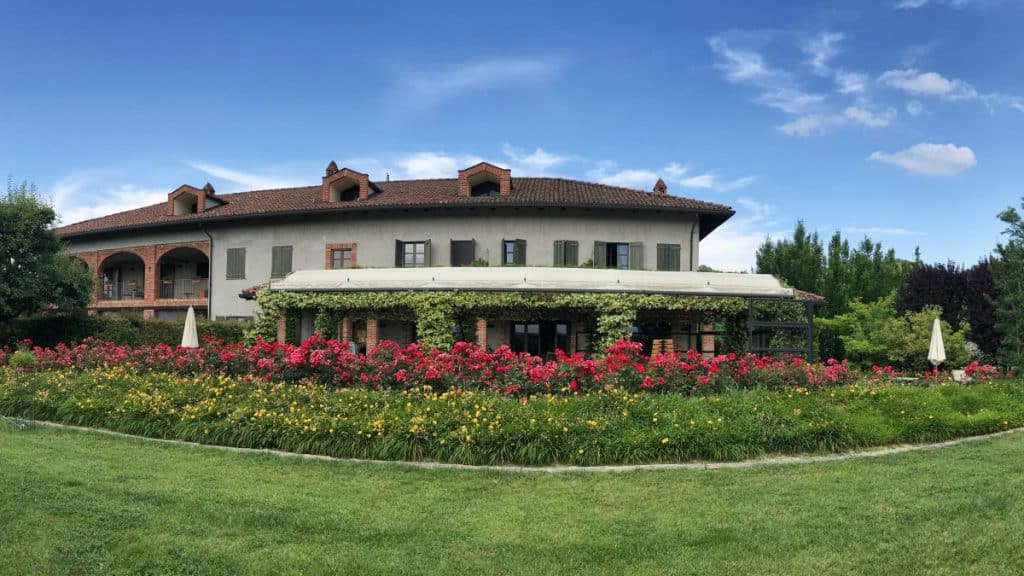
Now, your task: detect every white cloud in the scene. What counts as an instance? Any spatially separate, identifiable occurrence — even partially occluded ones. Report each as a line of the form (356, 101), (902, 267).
(803, 32), (844, 76)
(878, 68), (978, 100)
(708, 36), (778, 83)
(589, 161), (755, 193)
(755, 88), (826, 115)
(835, 70), (868, 94)
(700, 197), (784, 272)
(868, 142), (977, 175)
(844, 104), (897, 127)
(188, 161), (301, 190)
(500, 144), (568, 174)
(396, 152), (463, 179)
(778, 115), (829, 137)
(844, 226), (925, 237)
(50, 173), (168, 226)
(895, 0), (977, 9)
(397, 56), (568, 107)
(906, 100), (924, 116)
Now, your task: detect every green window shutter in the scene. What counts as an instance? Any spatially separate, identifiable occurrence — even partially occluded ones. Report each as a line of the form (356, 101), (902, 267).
(395, 240), (404, 267)
(565, 241), (579, 267)
(656, 244), (667, 271)
(629, 242), (644, 270)
(271, 245), (292, 278)
(658, 244), (681, 271)
(515, 239), (527, 265)
(424, 239), (431, 266)
(670, 244), (681, 271)
(226, 248), (245, 279)
(553, 240), (565, 266)
(594, 241), (607, 268)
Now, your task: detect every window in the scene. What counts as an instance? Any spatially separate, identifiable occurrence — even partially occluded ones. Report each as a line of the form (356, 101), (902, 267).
(330, 248), (353, 269)
(511, 321), (571, 357)
(502, 239), (526, 266)
(270, 245), (293, 278)
(553, 240), (579, 267)
(450, 240), (475, 267)
(395, 240), (430, 267)
(593, 241), (644, 270)
(656, 243), (682, 271)
(226, 248), (246, 279)
(470, 180), (501, 197)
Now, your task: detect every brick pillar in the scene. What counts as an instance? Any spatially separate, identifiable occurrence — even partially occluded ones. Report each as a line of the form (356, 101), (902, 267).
(366, 319), (379, 354)
(701, 323), (716, 358)
(144, 246), (158, 302)
(276, 313), (287, 343)
(341, 317), (353, 343)
(475, 318), (488, 348)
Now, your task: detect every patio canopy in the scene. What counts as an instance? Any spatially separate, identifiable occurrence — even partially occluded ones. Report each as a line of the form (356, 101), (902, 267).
(269, 267), (796, 299)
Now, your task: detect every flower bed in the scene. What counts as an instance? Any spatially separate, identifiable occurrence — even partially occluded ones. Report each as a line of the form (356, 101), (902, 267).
(2, 365), (1023, 465)
(6, 336), (872, 396)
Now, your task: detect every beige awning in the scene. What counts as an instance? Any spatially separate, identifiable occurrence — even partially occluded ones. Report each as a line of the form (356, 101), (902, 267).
(269, 267), (795, 298)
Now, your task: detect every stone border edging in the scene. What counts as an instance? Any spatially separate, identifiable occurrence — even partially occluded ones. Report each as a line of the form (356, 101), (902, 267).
(9, 418), (1024, 474)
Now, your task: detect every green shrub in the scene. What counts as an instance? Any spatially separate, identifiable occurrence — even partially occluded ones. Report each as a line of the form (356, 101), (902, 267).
(7, 351), (36, 370)
(0, 313), (250, 347)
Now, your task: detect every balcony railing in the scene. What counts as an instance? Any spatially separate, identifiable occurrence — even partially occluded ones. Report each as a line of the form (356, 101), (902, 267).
(101, 282), (144, 301)
(159, 278), (209, 300)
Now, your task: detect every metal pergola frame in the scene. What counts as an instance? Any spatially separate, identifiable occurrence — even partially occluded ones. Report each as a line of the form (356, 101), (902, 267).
(746, 296), (816, 361)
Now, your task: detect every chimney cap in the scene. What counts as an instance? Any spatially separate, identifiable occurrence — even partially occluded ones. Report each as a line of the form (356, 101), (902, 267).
(325, 160), (339, 176)
(653, 178), (668, 195)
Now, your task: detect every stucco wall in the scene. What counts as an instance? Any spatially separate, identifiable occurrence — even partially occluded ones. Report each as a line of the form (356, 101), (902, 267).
(65, 209), (701, 320)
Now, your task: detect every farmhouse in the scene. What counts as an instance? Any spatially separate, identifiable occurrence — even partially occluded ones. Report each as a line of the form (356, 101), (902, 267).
(56, 161), (816, 356)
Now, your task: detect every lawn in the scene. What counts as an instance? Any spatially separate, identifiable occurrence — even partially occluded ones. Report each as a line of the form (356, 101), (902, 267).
(2, 423), (1023, 575)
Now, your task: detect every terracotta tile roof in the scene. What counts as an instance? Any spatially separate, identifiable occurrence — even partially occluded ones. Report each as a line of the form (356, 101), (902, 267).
(794, 289), (827, 306)
(55, 177), (734, 239)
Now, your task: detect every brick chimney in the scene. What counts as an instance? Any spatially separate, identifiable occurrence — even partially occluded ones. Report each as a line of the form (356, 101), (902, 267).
(653, 178), (668, 195)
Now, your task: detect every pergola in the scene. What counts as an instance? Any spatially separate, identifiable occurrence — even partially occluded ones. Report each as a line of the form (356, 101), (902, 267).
(266, 267), (820, 358)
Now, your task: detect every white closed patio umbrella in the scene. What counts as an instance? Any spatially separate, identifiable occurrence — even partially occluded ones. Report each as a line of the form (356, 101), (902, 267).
(181, 306), (200, 348)
(927, 317), (946, 369)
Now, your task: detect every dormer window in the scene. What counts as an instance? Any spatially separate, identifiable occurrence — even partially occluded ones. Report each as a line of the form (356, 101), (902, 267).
(470, 180), (501, 197)
(458, 162), (511, 197)
(167, 185), (209, 216)
(173, 193), (198, 215)
(321, 163), (371, 202)
(329, 180), (361, 202)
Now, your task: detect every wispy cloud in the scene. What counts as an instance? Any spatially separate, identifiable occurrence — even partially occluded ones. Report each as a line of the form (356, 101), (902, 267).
(802, 32), (844, 76)
(700, 197), (785, 272)
(835, 71), (868, 94)
(778, 115), (829, 137)
(869, 142), (977, 175)
(905, 100), (924, 116)
(500, 144), (569, 174)
(844, 104), (898, 127)
(895, 0), (978, 9)
(844, 226), (925, 237)
(49, 171), (168, 226)
(878, 68), (978, 100)
(396, 55), (569, 108)
(188, 161), (303, 190)
(590, 160), (756, 193)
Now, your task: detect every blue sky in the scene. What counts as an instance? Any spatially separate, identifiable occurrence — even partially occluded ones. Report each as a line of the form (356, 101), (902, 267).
(2, 0), (1022, 270)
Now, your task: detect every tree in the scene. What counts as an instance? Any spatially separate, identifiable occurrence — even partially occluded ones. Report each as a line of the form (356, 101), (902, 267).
(992, 201), (1024, 366)
(755, 221), (823, 294)
(0, 179), (93, 325)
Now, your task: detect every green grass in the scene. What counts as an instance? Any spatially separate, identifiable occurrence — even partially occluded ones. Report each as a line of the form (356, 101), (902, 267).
(2, 423), (1024, 575)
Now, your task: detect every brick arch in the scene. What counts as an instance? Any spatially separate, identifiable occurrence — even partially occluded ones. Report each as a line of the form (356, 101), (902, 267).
(321, 167), (370, 202)
(154, 242), (210, 264)
(97, 249), (148, 270)
(458, 162), (511, 197)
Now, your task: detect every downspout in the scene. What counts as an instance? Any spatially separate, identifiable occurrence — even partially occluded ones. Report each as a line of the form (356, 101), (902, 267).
(202, 226), (214, 319)
(688, 218), (698, 271)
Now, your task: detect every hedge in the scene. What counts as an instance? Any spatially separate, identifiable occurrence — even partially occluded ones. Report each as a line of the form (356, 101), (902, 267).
(0, 313), (250, 348)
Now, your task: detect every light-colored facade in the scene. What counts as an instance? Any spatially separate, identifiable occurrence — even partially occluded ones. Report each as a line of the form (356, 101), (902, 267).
(56, 161), (738, 352)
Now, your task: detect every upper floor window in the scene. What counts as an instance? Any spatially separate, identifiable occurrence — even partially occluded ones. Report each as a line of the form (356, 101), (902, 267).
(395, 240), (430, 267)
(450, 240), (476, 267)
(503, 239), (526, 266)
(656, 243), (682, 271)
(271, 245), (293, 278)
(330, 248), (354, 269)
(172, 193), (198, 215)
(594, 241), (643, 270)
(225, 248), (246, 279)
(553, 240), (579, 267)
